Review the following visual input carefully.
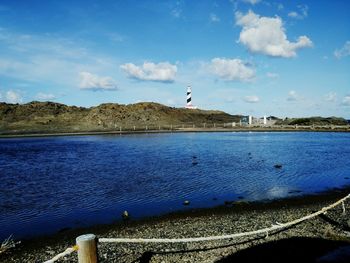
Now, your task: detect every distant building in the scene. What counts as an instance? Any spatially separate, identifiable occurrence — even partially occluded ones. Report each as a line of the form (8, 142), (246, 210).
(240, 115), (274, 126)
(240, 116), (249, 125)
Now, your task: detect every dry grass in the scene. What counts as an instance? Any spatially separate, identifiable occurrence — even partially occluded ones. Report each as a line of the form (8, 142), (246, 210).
(0, 235), (20, 254)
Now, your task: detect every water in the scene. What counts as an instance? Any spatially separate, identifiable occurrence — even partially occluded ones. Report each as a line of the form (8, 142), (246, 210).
(0, 132), (350, 240)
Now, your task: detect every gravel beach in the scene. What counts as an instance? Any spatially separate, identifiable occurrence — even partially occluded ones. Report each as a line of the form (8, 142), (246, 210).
(2, 190), (350, 263)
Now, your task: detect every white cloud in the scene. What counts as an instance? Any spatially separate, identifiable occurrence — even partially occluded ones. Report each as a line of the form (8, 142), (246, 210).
(324, 92), (337, 102)
(35, 92), (57, 100)
(288, 5), (308, 20)
(171, 1), (183, 18)
(244, 95), (259, 103)
(79, 72), (118, 91)
(277, 3), (284, 10)
(299, 4), (308, 17)
(0, 28), (120, 89)
(266, 72), (279, 78)
(341, 96), (350, 106)
(210, 13), (220, 22)
(209, 58), (255, 82)
(334, 41), (350, 59)
(287, 90), (299, 101)
(120, 62), (177, 82)
(235, 10), (312, 58)
(171, 8), (182, 18)
(107, 33), (125, 43)
(241, 0), (261, 5)
(288, 12), (298, 18)
(5, 90), (22, 104)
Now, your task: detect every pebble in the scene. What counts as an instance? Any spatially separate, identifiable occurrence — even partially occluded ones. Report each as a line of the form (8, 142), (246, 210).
(3, 195), (349, 263)
(122, 210), (129, 220)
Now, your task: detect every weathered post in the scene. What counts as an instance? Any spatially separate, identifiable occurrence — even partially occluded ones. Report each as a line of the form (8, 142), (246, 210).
(76, 234), (98, 263)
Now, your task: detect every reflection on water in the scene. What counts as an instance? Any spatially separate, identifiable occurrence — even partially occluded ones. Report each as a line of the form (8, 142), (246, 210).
(0, 132), (349, 239)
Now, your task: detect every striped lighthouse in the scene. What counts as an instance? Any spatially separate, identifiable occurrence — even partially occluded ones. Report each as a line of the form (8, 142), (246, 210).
(186, 86), (197, 109)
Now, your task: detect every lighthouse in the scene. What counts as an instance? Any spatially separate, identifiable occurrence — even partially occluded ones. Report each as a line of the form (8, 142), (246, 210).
(185, 86), (197, 109)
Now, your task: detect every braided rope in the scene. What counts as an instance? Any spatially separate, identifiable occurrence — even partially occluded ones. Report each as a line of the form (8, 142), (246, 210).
(99, 194), (350, 244)
(42, 193), (349, 262)
(43, 245), (78, 263)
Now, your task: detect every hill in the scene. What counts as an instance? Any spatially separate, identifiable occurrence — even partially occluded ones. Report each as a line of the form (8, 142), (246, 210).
(275, 117), (348, 126)
(0, 101), (241, 134)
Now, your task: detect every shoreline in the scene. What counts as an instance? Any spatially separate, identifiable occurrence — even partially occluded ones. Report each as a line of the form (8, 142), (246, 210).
(1, 126), (350, 138)
(2, 188), (350, 262)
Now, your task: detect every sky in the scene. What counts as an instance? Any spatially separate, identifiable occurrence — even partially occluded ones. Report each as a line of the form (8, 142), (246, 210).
(0, 0), (349, 118)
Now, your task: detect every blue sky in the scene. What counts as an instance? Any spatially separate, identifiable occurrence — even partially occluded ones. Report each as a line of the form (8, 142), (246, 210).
(0, 0), (349, 118)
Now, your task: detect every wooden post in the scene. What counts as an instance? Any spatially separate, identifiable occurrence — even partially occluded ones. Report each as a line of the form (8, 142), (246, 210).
(76, 234), (98, 263)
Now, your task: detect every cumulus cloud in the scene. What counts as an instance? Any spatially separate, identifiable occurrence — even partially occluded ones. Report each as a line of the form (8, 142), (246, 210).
(5, 90), (22, 103)
(209, 58), (255, 82)
(210, 13), (220, 22)
(244, 95), (259, 103)
(324, 92), (337, 102)
(235, 10), (312, 58)
(341, 96), (350, 106)
(36, 92), (56, 100)
(120, 62), (177, 82)
(287, 90), (299, 101)
(79, 72), (117, 91)
(334, 41), (350, 59)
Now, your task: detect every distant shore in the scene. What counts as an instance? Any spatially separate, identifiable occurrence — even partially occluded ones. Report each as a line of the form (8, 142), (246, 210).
(2, 188), (350, 262)
(1, 126), (350, 138)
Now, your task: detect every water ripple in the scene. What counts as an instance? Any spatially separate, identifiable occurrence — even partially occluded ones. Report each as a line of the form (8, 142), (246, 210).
(0, 132), (350, 239)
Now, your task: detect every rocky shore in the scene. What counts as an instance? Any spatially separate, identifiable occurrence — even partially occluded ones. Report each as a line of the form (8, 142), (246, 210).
(2, 190), (350, 263)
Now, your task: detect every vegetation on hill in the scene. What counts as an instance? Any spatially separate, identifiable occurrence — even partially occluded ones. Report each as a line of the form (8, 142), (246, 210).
(0, 101), (241, 134)
(275, 117), (348, 126)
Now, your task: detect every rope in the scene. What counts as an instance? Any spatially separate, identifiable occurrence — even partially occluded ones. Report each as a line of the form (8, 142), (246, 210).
(43, 245), (78, 263)
(99, 193), (350, 244)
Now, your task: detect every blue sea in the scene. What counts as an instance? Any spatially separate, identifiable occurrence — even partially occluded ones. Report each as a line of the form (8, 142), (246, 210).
(1, 132), (350, 240)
